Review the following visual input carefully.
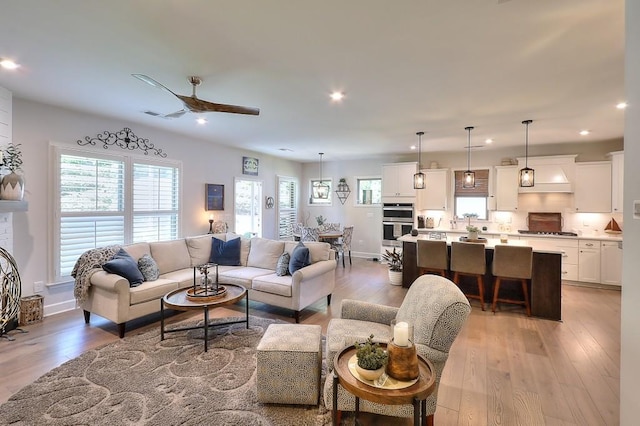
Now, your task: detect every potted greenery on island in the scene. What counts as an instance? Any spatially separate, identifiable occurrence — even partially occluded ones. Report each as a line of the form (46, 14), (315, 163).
(354, 334), (388, 381)
(382, 248), (403, 286)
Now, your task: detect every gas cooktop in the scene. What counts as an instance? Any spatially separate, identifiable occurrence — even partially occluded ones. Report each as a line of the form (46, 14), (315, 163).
(518, 230), (578, 237)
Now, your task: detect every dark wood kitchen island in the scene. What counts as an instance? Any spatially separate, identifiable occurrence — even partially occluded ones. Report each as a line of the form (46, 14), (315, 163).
(399, 235), (562, 321)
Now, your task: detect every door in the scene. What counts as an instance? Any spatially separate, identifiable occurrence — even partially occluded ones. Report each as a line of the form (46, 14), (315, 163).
(578, 240), (600, 283)
(234, 179), (263, 237)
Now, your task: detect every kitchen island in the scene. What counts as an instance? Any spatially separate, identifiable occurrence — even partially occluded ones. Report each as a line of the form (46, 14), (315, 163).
(398, 234), (562, 321)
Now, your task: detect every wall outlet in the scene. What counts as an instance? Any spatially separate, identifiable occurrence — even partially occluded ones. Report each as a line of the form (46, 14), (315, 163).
(34, 280), (44, 293)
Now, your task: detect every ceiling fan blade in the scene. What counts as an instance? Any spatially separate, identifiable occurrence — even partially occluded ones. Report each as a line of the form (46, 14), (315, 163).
(176, 94), (260, 116)
(162, 109), (187, 118)
(132, 74), (176, 95)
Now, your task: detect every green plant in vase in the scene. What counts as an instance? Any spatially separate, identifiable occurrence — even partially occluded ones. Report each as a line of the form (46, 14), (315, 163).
(382, 248), (403, 286)
(354, 334), (388, 380)
(0, 143), (24, 201)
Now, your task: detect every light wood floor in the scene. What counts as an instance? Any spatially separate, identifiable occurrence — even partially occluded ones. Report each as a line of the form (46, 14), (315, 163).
(0, 259), (620, 425)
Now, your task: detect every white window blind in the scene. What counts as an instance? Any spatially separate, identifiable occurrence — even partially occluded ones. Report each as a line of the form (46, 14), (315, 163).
(56, 149), (181, 280)
(278, 176), (298, 240)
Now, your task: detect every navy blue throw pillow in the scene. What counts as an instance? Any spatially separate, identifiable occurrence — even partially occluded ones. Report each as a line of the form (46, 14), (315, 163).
(210, 237), (241, 266)
(289, 241), (310, 275)
(102, 248), (145, 287)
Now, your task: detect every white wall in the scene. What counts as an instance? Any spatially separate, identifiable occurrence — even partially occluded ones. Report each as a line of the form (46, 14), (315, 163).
(621, 1), (639, 423)
(11, 98), (301, 315)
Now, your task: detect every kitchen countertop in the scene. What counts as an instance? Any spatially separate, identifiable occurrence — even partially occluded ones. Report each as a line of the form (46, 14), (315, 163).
(414, 228), (623, 242)
(398, 234), (562, 254)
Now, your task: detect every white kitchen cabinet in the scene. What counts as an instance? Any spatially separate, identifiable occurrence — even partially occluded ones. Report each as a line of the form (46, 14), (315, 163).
(382, 163), (417, 198)
(574, 162), (612, 213)
(525, 237), (578, 281)
(494, 165), (519, 211)
(601, 240), (622, 286)
(416, 168), (448, 210)
(578, 240), (601, 283)
(608, 151), (624, 213)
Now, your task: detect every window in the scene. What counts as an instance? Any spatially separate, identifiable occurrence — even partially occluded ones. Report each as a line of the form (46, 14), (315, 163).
(234, 178), (262, 237)
(55, 147), (180, 280)
(356, 177), (382, 205)
(454, 169), (489, 220)
(309, 179), (332, 205)
(277, 176), (298, 240)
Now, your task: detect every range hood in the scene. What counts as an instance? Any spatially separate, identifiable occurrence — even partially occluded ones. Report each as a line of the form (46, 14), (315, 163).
(516, 155), (576, 193)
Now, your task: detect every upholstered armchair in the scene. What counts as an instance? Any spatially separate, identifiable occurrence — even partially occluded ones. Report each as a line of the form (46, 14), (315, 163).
(324, 274), (471, 423)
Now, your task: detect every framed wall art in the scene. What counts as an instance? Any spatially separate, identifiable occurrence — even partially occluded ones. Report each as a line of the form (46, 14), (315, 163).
(243, 156), (259, 176)
(205, 184), (224, 210)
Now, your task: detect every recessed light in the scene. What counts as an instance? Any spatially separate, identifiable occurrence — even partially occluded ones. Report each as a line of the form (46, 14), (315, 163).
(485, 139), (493, 144)
(196, 117), (207, 125)
(330, 91), (344, 102)
(616, 102), (627, 109)
(579, 130), (590, 136)
(0, 59), (20, 70)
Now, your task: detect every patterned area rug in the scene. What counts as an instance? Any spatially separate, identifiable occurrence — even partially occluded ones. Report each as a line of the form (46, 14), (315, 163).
(0, 316), (331, 425)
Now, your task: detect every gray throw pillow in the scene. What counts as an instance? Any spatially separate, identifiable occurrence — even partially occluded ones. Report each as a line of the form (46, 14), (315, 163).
(275, 252), (290, 276)
(138, 254), (159, 281)
(103, 248), (145, 287)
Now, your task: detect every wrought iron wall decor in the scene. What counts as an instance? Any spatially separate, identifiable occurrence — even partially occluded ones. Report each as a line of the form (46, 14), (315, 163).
(77, 127), (167, 157)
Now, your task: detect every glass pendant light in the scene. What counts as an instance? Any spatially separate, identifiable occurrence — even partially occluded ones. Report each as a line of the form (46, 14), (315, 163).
(519, 119), (535, 187)
(463, 126), (475, 188)
(413, 131), (426, 189)
(313, 152), (330, 199)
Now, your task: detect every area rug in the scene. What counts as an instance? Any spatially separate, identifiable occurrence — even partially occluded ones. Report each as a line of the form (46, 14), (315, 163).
(0, 316), (331, 425)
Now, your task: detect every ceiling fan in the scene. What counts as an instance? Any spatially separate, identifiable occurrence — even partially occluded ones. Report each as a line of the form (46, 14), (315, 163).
(132, 74), (260, 118)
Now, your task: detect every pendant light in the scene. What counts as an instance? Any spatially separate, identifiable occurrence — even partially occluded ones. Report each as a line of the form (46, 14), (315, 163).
(413, 131), (426, 189)
(463, 126), (475, 188)
(313, 152), (329, 199)
(519, 119), (535, 187)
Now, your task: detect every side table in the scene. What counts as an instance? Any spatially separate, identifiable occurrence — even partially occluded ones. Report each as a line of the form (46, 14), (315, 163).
(332, 343), (436, 426)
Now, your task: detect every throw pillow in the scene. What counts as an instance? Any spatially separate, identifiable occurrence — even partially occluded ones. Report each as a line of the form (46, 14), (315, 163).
(102, 248), (145, 287)
(137, 253), (159, 281)
(289, 241), (310, 275)
(209, 236), (241, 266)
(275, 252), (290, 276)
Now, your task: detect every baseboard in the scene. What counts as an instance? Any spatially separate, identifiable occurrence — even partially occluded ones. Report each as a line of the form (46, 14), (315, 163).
(43, 299), (77, 318)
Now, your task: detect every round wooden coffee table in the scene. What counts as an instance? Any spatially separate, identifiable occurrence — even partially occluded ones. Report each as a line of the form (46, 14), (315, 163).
(160, 283), (248, 352)
(331, 343), (436, 426)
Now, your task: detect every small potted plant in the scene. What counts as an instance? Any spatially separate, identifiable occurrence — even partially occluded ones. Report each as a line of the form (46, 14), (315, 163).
(315, 215), (327, 227)
(466, 224), (480, 240)
(337, 178), (348, 192)
(382, 248), (403, 286)
(0, 143), (24, 200)
(354, 334), (388, 381)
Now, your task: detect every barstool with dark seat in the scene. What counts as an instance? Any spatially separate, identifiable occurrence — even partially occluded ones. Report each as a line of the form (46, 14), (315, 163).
(450, 241), (486, 310)
(417, 239), (448, 277)
(491, 245), (533, 316)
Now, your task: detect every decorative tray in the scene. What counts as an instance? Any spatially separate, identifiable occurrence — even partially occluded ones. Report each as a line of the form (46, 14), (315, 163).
(347, 354), (418, 389)
(458, 236), (487, 243)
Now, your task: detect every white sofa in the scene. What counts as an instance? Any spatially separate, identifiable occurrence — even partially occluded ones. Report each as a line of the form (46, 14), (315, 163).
(81, 233), (337, 337)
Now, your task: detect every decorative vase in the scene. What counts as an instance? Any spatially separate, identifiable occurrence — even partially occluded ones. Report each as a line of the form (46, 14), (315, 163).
(467, 231), (479, 240)
(388, 270), (403, 286)
(386, 339), (420, 381)
(1, 172), (24, 201)
(355, 364), (385, 381)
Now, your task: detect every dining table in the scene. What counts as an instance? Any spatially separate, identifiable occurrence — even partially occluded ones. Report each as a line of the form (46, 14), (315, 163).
(293, 230), (343, 242)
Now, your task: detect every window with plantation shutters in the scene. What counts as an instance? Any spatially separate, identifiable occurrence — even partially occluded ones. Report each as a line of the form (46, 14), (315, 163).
(55, 147), (180, 280)
(278, 176), (298, 240)
(454, 169), (489, 220)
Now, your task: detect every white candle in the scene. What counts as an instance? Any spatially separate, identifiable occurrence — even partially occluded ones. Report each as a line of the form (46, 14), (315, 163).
(394, 321), (409, 347)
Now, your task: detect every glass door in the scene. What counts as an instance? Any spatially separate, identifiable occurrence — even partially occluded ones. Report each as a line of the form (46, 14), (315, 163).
(234, 178), (263, 237)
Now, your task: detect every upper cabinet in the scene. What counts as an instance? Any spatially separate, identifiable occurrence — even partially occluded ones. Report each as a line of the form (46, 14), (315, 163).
(416, 168), (448, 210)
(608, 151), (624, 213)
(574, 162), (612, 213)
(494, 165), (519, 211)
(382, 163), (417, 199)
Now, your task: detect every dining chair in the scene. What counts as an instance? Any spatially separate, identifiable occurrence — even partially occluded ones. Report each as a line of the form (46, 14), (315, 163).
(299, 226), (320, 242)
(333, 226), (353, 267)
(491, 244), (533, 316)
(450, 241), (486, 311)
(327, 223), (341, 232)
(417, 239), (448, 277)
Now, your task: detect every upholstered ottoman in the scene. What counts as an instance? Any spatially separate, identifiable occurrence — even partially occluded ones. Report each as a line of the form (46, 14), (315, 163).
(256, 323), (322, 405)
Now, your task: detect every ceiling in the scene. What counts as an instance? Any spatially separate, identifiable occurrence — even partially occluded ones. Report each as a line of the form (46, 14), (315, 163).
(0, 0), (625, 162)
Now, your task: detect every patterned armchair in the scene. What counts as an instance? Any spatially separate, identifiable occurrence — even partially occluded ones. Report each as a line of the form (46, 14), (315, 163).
(324, 274), (471, 423)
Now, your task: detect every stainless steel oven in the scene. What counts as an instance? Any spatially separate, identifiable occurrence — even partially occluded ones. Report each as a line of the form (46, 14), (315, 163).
(382, 203), (414, 246)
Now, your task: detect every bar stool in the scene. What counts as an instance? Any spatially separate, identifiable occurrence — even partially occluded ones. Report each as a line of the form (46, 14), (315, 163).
(491, 245), (533, 316)
(450, 241), (486, 310)
(417, 239), (448, 277)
